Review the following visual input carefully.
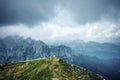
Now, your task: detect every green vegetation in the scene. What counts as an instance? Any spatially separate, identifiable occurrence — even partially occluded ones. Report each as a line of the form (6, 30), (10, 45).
(0, 57), (104, 80)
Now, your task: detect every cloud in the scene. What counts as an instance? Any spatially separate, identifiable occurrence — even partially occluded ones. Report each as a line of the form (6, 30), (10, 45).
(62, 0), (120, 24)
(0, 2), (120, 43)
(0, 0), (59, 26)
(0, 0), (120, 25)
(0, 18), (120, 43)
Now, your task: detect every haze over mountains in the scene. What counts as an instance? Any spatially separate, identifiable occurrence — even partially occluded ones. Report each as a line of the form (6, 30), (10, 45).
(0, 0), (120, 80)
(0, 36), (120, 80)
(49, 40), (120, 59)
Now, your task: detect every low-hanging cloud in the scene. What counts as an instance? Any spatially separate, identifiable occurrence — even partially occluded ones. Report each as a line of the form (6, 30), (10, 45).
(0, 16), (120, 43)
(0, 1), (120, 43)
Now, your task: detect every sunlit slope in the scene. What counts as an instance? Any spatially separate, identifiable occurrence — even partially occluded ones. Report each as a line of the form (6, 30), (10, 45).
(0, 56), (104, 80)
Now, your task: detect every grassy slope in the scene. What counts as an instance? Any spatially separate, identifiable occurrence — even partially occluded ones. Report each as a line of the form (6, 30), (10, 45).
(0, 57), (104, 80)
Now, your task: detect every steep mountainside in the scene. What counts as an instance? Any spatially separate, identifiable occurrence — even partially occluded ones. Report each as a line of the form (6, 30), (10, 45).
(0, 56), (104, 80)
(50, 45), (72, 61)
(0, 37), (50, 63)
(50, 40), (120, 59)
(0, 37), (72, 64)
(0, 37), (120, 80)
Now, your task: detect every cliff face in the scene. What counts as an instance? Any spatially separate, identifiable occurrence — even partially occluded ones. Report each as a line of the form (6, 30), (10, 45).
(0, 56), (104, 80)
(0, 37), (72, 64)
(0, 37), (50, 63)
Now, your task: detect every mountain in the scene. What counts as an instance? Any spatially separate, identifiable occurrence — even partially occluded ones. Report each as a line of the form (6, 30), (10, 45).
(0, 37), (50, 63)
(48, 40), (120, 80)
(0, 37), (73, 64)
(69, 49), (120, 80)
(0, 56), (104, 80)
(50, 45), (72, 62)
(0, 36), (120, 80)
(50, 40), (120, 59)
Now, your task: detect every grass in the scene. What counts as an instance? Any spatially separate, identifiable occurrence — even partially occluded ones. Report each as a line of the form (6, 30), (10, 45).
(0, 56), (104, 80)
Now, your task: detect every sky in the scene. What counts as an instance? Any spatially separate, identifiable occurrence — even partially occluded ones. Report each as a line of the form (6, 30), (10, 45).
(0, 0), (120, 43)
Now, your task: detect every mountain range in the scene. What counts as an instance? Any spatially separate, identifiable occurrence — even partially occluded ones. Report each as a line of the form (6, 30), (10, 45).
(0, 36), (120, 80)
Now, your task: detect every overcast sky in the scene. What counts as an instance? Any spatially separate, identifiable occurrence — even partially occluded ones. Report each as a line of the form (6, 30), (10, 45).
(0, 0), (120, 43)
